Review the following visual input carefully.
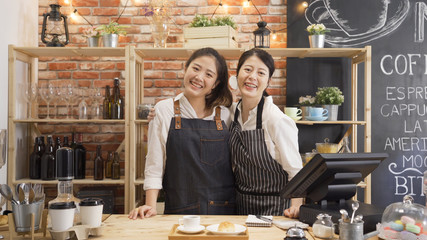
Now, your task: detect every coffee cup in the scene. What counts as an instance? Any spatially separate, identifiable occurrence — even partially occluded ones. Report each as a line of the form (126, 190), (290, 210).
(309, 107), (328, 117)
(79, 198), (104, 227)
(49, 201), (76, 231)
(285, 107), (302, 118)
(323, 0), (389, 36)
(179, 215), (200, 230)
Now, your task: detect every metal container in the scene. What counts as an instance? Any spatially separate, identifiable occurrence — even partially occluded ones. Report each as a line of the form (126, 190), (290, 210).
(56, 147), (74, 180)
(12, 200), (44, 232)
(102, 34), (118, 47)
(309, 34), (325, 48)
(339, 219), (364, 240)
(87, 37), (100, 47)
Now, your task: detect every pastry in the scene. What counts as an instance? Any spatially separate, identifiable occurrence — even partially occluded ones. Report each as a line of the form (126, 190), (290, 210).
(218, 221), (235, 232)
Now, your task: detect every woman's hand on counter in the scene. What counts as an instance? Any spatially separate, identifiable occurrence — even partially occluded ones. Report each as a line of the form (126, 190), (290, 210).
(284, 198), (303, 219)
(128, 205), (157, 220)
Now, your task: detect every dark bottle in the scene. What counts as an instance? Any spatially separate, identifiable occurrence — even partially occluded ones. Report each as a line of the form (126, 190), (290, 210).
(112, 152), (120, 179)
(110, 78), (124, 119)
(63, 136), (70, 148)
(41, 136), (56, 180)
(70, 132), (77, 150)
(105, 151), (113, 178)
(53, 136), (62, 154)
(29, 137), (42, 179)
(103, 85), (111, 119)
(39, 136), (46, 156)
(74, 133), (86, 179)
(94, 145), (104, 180)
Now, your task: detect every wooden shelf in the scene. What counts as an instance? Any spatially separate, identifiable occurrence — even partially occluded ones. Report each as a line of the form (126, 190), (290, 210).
(135, 48), (245, 59)
(296, 120), (366, 125)
(134, 178), (144, 185)
(13, 47), (126, 57)
(13, 178), (125, 185)
(13, 119), (126, 124)
(134, 119), (149, 124)
(265, 48), (367, 59)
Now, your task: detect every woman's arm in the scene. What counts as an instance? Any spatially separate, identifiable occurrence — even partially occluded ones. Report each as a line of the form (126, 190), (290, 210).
(128, 189), (160, 219)
(284, 198), (303, 218)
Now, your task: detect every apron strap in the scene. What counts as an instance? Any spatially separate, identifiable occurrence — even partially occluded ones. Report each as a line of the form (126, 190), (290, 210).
(174, 100), (181, 129)
(234, 97), (265, 129)
(214, 106), (223, 131)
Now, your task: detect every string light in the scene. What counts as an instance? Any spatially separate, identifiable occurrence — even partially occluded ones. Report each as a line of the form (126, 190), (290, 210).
(302, 1), (308, 8)
(272, 27), (286, 40)
(210, 0), (228, 19)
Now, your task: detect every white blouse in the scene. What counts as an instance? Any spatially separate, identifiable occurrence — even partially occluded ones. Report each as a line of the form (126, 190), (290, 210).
(231, 96), (303, 180)
(143, 93), (232, 190)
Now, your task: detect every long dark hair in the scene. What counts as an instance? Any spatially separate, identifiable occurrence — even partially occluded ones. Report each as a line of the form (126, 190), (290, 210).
(185, 48), (233, 109)
(236, 48), (275, 96)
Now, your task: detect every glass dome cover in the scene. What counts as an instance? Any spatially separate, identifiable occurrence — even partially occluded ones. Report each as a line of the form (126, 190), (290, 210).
(380, 195), (427, 239)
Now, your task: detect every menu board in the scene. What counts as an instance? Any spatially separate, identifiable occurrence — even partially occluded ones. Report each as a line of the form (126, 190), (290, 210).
(287, 0), (427, 207)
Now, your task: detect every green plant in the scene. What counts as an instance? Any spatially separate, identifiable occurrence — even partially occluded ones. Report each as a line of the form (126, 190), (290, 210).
(96, 21), (129, 36)
(315, 87), (344, 105)
(189, 15), (236, 29)
(306, 23), (329, 35)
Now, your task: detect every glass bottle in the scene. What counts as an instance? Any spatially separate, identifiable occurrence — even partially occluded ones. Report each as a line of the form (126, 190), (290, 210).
(105, 151), (113, 178)
(312, 213), (334, 239)
(78, 88), (88, 120)
(70, 132), (77, 150)
(48, 180), (81, 225)
(29, 137), (42, 179)
(39, 136), (46, 156)
(103, 85), (111, 119)
(63, 136), (70, 148)
(94, 145), (104, 180)
(74, 133), (86, 179)
(110, 78), (124, 119)
(41, 136), (56, 180)
(53, 136), (62, 154)
(112, 152), (120, 179)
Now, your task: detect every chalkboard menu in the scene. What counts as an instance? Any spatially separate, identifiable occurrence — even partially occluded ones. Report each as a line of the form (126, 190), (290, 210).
(287, 0), (427, 208)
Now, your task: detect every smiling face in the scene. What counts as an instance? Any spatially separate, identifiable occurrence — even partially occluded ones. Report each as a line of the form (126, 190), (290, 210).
(237, 55), (271, 100)
(183, 55), (218, 101)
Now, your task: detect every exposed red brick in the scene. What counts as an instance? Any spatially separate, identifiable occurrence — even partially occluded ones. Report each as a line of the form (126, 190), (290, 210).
(153, 62), (182, 70)
(100, 72), (121, 79)
(72, 0), (99, 7)
(93, 8), (119, 16)
(95, 62), (116, 70)
(100, 125), (125, 133)
(74, 125), (101, 133)
(48, 63), (77, 71)
(155, 80), (182, 88)
(100, 0), (120, 7)
(144, 88), (162, 97)
(72, 72), (99, 79)
(39, 71), (56, 80)
(58, 72), (72, 79)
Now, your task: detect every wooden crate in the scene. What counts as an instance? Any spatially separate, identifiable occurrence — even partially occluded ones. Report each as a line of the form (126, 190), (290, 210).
(168, 224), (249, 240)
(183, 26), (238, 48)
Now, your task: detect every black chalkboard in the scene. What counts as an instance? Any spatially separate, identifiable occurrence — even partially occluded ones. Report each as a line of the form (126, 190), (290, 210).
(287, 0), (427, 208)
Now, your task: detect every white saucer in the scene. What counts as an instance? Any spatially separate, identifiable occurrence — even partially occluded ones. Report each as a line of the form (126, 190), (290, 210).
(177, 225), (205, 234)
(206, 224), (246, 235)
(306, 116), (328, 121)
(291, 116), (302, 121)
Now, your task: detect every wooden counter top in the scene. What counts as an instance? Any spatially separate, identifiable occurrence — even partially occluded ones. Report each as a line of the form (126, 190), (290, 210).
(0, 214), (380, 240)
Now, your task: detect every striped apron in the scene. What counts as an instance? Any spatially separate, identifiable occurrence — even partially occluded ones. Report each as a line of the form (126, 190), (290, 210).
(230, 97), (289, 216)
(162, 100), (236, 215)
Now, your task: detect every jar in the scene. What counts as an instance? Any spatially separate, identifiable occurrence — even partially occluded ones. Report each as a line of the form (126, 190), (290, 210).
(380, 195), (427, 239)
(316, 138), (339, 153)
(137, 103), (154, 119)
(312, 213), (335, 239)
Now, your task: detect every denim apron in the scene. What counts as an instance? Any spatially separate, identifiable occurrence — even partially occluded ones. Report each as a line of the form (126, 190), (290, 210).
(162, 100), (235, 215)
(230, 97), (289, 216)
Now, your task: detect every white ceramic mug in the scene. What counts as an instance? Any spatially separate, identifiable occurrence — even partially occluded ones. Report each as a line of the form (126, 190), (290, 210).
(285, 107), (302, 118)
(309, 107), (328, 117)
(49, 202), (76, 231)
(323, 0), (389, 36)
(179, 215), (200, 230)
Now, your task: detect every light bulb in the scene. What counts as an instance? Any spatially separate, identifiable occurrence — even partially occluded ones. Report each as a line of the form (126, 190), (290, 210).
(243, 1), (250, 8)
(272, 33), (277, 40)
(64, 0), (70, 4)
(302, 1), (308, 8)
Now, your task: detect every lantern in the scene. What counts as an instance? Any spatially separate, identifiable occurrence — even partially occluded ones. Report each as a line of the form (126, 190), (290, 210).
(253, 21), (270, 48)
(41, 4), (69, 47)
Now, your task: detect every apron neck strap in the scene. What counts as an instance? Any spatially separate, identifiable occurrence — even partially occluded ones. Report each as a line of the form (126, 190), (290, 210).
(174, 100), (181, 129)
(214, 106), (224, 130)
(235, 97), (265, 129)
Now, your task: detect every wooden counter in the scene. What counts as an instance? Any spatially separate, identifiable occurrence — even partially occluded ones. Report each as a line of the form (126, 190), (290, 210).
(0, 214), (380, 240)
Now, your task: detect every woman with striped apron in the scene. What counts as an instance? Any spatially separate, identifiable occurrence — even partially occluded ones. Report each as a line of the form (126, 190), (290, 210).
(230, 49), (303, 217)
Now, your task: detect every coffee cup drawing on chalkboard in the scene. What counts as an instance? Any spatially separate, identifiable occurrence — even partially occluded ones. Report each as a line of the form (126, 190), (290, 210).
(305, 0), (410, 47)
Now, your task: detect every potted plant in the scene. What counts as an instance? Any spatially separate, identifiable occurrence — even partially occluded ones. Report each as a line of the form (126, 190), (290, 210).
(96, 21), (129, 47)
(184, 15), (238, 48)
(315, 87), (344, 121)
(83, 26), (101, 47)
(306, 23), (329, 48)
(298, 95), (316, 120)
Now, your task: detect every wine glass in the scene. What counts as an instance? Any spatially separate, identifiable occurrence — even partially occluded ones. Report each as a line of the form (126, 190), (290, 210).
(90, 87), (103, 119)
(39, 84), (54, 119)
(22, 82), (38, 119)
(78, 87), (89, 120)
(62, 84), (75, 119)
(52, 86), (63, 119)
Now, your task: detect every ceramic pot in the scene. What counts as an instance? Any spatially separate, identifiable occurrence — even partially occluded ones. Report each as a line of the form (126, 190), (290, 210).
(309, 34), (325, 48)
(102, 33), (119, 47)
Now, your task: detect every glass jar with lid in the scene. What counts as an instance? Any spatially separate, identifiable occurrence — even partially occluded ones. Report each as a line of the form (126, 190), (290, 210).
(380, 195), (427, 239)
(312, 213), (335, 239)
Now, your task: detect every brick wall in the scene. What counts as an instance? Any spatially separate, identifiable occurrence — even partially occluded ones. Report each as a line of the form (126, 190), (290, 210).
(37, 0), (288, 213)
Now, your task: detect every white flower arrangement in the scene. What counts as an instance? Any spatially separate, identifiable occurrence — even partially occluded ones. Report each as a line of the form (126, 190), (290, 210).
(82, 26), (101, 38)
(299, 95), (316, 106)
(306, 24), (329, 35)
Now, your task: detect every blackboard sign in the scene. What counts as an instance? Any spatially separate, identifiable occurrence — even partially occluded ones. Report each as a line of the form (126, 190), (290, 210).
(287, 0), (427, 208)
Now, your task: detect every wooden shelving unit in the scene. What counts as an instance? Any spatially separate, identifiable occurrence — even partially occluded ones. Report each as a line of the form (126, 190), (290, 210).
(8, 46), (372, 212)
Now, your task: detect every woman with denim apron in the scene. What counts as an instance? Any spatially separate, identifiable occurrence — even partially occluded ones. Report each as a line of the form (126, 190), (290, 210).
(230, 49), (303, 217)
(129, 48), (235, 219)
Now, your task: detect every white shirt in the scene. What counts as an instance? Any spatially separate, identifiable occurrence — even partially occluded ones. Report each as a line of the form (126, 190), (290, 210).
(231, 96), (303, 180)
(143, 93), (232, 190)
